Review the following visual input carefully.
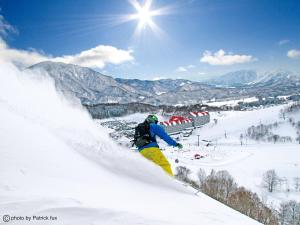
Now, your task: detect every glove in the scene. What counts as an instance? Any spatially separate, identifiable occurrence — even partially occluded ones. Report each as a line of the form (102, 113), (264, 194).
(176, 143), (183, 149)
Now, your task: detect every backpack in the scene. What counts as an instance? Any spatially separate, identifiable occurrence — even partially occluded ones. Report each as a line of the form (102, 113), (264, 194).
(132, 121), (153, 148)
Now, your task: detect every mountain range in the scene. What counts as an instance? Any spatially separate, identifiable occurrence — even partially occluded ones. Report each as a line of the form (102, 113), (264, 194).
(27, 61), (300, 106)
(206, 70), (258, 87)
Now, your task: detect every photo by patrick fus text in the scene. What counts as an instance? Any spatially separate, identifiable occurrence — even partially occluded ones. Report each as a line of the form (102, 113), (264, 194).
(2, 215), (58, 222)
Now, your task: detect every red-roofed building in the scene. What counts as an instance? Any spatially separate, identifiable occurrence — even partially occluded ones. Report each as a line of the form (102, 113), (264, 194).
(160, 111), (210, 134)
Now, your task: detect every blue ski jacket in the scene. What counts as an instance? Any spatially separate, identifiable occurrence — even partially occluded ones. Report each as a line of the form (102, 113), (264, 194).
(138, 123), (178, 151)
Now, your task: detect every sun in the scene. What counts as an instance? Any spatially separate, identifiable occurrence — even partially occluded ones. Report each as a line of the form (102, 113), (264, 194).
(113, 0), (173, 38)
(129, 0), (155, 30)
(136, 5), (153, 28)
(127, 0), (165, 37)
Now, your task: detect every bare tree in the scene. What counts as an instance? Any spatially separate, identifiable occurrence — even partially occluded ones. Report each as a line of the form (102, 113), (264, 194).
(278, 177), (289, 192)
(175, 166), (191, 182)
(279, 202), (289, 225)
(294, 177), (300, 192)
(216, 170), (237, 200)
(273, 135), (280, 143)
(262, 170), (279, 193)
(197, 168), (207, 188)
(279, 200), (300, 225)
(297, 135), (300, 144)
(227, 187), (278, 225)
(202, 169), (219, 198)
(201, 170), (237, 203)
(199, 169), (278, 225)
(240, 134), (244, 146)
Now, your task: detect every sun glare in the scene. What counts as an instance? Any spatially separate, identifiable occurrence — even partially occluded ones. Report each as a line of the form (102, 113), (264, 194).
(137, 6), (153, 28)
(127, 0), (163, 37)
(113, 0), (173, 38)
(129, 0), (155, 30)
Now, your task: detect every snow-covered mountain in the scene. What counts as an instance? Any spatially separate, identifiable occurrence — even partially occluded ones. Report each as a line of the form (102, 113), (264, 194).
(253, 69), (300, 86)
(116, 78), (193, 96)
(27, 61), (144, 105)
(27, 61), (236, 105)
(244, 70), (300, 97)
(205, 69), (300, 95)
(0, 61), (262, 225)
(116, 78), (236, 105)
(141, 83), (240, 105)
(207, 70), (258, 87)
(27, 62), (300, 106)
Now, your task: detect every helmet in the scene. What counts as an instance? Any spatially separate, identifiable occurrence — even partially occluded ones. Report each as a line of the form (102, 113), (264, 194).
(146, 115), (158, 124)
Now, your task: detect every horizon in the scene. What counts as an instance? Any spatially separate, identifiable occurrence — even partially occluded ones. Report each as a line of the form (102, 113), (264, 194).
(1, 0), (300, 81)
(31, 60), (299, 83)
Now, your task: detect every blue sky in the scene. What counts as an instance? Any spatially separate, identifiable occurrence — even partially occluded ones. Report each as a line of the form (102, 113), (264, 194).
(1, 0), (300, 80)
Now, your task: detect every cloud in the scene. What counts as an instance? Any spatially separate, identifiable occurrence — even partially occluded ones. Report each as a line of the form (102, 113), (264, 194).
(175, 66), (187, 72)
(0, 38), (49, 66)
(278, 39), (290, 46)
(0, 14), (134, 69)
(0, 15), (18, 36)
(53, 45), (134, 68)
(153, 76), (167, 80)
(287, 49), (300, 59)
(175, 64), (196, 73)
(200, 49), (256, 66)
(0, 37), (134, 69)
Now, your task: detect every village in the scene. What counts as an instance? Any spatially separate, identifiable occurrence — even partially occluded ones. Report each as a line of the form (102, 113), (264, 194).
(99, 111), (211, 147)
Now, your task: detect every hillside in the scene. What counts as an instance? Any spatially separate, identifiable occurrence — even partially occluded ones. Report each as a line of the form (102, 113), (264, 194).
(27, 61), (300, 106)
(206, 70), (258, 87)
(167, 106), (300, 205)
(0, 63), (262, 224)
(27, 61), (144, 105)
(108, 105), (300, 207)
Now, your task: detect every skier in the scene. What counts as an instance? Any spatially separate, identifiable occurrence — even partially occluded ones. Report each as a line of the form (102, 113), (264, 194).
(133, 115), (183, 176)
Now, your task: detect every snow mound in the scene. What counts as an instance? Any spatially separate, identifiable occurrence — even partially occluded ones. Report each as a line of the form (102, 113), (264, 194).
(0, 62), (260, 225)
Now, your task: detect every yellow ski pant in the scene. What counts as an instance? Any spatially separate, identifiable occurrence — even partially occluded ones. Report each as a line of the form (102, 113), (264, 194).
(140, 147), (173, 176)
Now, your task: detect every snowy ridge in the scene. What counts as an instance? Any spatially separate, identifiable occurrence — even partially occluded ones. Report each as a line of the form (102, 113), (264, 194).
(27, 61), (143, 105)
(0, 62), (261, 224)
(207, 70), (258, 87)
(27, 62), (300, 106)
(254, 69), (296, 84)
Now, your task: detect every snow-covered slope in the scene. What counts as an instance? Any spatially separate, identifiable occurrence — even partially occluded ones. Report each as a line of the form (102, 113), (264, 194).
(0, 62), (261, 224)
(163, 106), (300, 206)
(104, 105), (300, 208)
